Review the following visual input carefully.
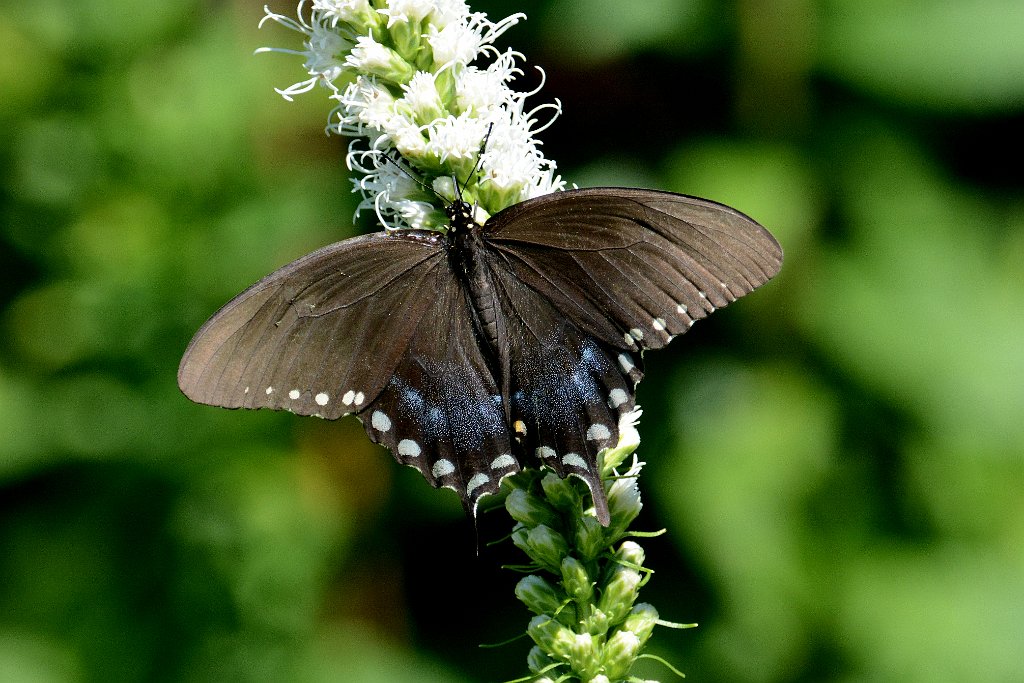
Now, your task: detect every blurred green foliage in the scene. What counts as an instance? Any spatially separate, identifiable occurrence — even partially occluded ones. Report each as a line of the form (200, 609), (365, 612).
(1, 1), (1022, 682)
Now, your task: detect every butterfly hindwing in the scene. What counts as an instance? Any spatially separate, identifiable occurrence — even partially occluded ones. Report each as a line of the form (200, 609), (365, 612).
(358, 262), (520, 514)
(484, 187), (783, 353)
(178, 231), (445, 419)
(488, 255), (643, 524)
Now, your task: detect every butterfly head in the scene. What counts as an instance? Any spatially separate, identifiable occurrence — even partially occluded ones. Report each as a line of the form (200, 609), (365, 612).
(445, 199), (480, 236)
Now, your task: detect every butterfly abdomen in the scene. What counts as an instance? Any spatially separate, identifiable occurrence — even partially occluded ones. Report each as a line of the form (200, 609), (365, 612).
(449, 214), (501, 359)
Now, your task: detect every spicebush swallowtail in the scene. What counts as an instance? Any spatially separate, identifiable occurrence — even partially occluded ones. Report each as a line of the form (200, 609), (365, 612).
(178, 188), (782, 524)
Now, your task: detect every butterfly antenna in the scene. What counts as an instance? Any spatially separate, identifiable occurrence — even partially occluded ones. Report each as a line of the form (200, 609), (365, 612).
(380, 151), (437, 198)
(452, 173), (463, 204)
(470, 122), (494, 183)
(453, 122), (495, 202)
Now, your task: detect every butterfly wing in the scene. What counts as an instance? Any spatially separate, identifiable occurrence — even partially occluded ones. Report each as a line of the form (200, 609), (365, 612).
(484, 187), (783, 352)
(481, 188), (782, 521)
(488, 259), (641, 524)
(179, 187), (782, 523)
(358, 262), (520, 515)
(178, 231), (446, 419)
(179, 229), (518, 515)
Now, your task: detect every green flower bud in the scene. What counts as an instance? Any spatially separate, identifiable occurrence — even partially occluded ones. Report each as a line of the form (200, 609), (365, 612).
(433, 68), (458, 111)
(338, 1), (382, 35)
(528, 615), (574, 659)
(349, 36), (416, 84)
(541, 471), (580, 513)
(527, 645), (557, 675)
(598, 566), (642, 626)
(477, 182), (529, 218)
(506, 487), (560, 528)
(513, 524), (569, 574)
(389, 18), (424, 63)
(431, 176), (458, 204)
(575, 514), (606, 562)
(560, 556), (594, 605)
(566, 632), (601, 680)
(607, 474), (643, 533)
(511, 523), (529, 547)
(620, 603), (659, 644)
(582, 606), (611, 637)
(516, 575), (564, 616)
(601, 629), (642, 680)
(616, 540), (646, 568)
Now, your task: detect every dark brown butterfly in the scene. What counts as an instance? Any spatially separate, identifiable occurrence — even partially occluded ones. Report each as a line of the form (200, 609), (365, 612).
(178, 188), (782, 523)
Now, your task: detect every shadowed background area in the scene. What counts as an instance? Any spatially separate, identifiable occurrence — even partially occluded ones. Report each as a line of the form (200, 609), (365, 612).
(1, 0), (1022, 681)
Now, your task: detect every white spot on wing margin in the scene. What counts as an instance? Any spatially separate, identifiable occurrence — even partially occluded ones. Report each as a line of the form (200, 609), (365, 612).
(371, 410), (391, 432)
(432, 459), (455, 478)
(618, 353), (635, 373)
(490, 454), (516, 469)
(608, 388), (628, 408)
(466, 473), (489, 496)
(397, 439), (421, 457)
(562, 453), (587, 470)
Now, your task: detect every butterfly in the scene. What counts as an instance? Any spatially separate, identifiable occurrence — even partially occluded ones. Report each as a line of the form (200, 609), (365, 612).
(178, 187), (782, 524)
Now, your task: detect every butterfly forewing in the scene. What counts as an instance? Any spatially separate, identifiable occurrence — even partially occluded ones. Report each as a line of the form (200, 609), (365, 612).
(178, 232), (445, 419)
(484, 188), (783, 353)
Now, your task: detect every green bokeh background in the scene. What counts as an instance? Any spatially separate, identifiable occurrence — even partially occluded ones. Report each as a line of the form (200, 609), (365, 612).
(2, 1), (1022, 681)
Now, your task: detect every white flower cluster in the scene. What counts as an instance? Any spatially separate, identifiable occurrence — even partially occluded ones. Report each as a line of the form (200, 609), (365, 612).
(259, 0), (565, 230)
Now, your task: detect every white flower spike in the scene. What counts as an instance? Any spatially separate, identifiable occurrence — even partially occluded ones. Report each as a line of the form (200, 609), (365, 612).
(259, 0), (562, 231)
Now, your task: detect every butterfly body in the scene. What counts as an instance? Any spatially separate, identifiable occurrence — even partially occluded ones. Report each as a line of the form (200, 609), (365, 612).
(178, 188), (782, 524)
(447, 202), (503, 367)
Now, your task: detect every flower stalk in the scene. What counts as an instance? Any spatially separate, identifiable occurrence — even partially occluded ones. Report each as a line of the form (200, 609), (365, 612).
(258, 2), (680, 680)
(503, 409), (667, 682)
